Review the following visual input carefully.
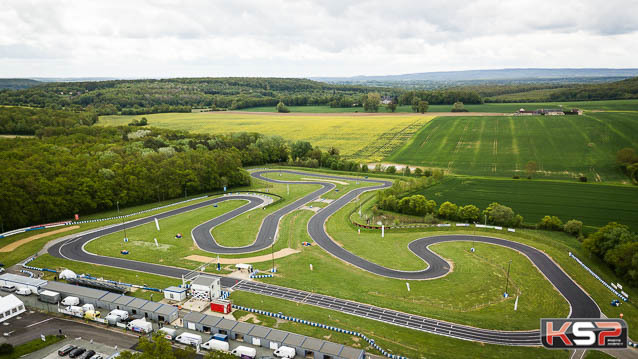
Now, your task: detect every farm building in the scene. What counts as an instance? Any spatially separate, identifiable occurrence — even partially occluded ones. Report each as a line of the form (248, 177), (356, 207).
(183, 313), (365, 359)
(0, 294), (26, 323)
(0, 273), (47, 293)
(164, 286), (187, 301)
(538, 108), (565, 115)
(190, 275), (220, 300)
(515, 108), (536, 116)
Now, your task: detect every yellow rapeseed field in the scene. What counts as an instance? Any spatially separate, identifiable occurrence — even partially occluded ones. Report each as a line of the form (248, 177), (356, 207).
(99, 112), (434, 161)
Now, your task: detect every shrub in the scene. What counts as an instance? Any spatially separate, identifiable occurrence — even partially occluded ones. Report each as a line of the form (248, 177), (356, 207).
(512, 175), (520, 179)
(539, 215), (564, 231)
(579, 176), (587, 182)
(564, 219), (583, 237)
(0, 343), (13, 355)
(276, 101), (290, 113)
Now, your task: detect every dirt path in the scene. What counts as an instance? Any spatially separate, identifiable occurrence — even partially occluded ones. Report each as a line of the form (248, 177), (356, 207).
(184, 248), (300, 264)
(0, 225), (80, 252)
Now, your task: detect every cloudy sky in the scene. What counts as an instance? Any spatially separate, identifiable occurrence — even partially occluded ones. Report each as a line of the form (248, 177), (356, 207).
(1, 0), (637, 78)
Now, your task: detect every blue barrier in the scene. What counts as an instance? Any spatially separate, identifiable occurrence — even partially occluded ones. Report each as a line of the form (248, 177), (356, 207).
(569, 252), (628, 301)
(232, 304), (407, 359)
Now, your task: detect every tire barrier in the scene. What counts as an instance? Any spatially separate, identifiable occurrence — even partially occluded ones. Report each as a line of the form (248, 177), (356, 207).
(21, 256), (58, 273)
(20, 269), (35, 278)
(232, 304), (409, 359)
(569, 252), (628, 301)
(220, 290), (230, 300)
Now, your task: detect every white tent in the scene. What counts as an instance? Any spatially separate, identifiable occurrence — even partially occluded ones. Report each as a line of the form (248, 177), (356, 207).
(0, 294), (26, 323)
(59, 269), (77, 280)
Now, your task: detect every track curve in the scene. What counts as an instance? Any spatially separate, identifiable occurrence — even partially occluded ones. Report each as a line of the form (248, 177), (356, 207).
(46, 169), (601, 345)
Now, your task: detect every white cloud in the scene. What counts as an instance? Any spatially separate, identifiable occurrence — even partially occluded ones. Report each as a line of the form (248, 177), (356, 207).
(0, 0), (636, 77)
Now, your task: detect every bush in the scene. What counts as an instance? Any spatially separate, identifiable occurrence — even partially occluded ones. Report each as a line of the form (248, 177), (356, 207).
(579, 176), (587, 182)
(512, 175), (520, 179)
(276, 101), (290, 113)
(0, 343), (14, 355)
(564, 219), (583, 237)
(386, 165), (397, 174)
(539, 215), (564, 231)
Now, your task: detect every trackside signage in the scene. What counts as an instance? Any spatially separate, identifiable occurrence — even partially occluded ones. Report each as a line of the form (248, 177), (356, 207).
(541, 319), (627, 349)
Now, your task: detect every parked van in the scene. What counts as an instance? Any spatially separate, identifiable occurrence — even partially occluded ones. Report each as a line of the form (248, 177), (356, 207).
(15, 287), (31, 296)
(231, 346), (256, 359)
(158, 327), (177, 340)
(82, 303), (95, 312)
(202, 339), (229, 351)
(273, 346), (296, 358)
(67, 305), (85, 317)
(61, 296), (80, 306)
(175, 332), (202, 347)
(127, 319), (153, 333)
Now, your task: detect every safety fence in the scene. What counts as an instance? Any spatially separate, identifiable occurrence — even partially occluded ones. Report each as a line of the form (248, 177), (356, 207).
(249, 268), (277, 279)
(0, 190), (280, 240)
(569, 252), (628, 301)
(232, 304), (408, 359)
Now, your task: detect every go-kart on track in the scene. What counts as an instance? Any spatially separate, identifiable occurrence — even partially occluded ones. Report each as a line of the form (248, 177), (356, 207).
(48, 169), (600, 346)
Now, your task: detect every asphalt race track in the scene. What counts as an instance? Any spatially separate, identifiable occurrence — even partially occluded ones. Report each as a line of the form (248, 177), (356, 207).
(47, 169), (601, 345)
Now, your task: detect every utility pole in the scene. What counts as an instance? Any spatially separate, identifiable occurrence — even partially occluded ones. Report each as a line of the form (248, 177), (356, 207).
(504, 260), (512, 297)
(117, 201), (128, 241)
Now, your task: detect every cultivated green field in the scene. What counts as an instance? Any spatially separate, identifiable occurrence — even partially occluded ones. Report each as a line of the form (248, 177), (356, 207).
(388, 111), (638, 181)
(240, 99), (638, 113)
(98, 112), (432, 161)
(417, 177), (638, 229)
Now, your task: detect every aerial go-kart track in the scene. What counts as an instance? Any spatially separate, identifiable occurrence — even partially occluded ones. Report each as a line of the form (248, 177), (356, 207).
(49, 169), (601, 347)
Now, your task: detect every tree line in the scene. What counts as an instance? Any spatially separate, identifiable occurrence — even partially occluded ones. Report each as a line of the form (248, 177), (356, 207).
(0, 106), (98, 135)
(0, 122), (304, 230)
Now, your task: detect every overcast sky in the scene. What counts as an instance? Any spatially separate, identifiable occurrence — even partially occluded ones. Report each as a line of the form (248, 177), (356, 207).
(1, 0), (637, 78)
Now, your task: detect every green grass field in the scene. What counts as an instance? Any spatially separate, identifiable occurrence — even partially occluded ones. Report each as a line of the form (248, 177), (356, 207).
(240, 99), (638, 113)
(417, 177), (638, 229)
(388, 111), (638, 181)
(98, 112), (432, 161)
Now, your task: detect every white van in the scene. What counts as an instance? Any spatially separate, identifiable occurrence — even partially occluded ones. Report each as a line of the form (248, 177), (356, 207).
(108, 309), (129, 321)
(82, 303), (95, 312)
(61, 296), (80, 306)
(127, 319), (153, 334)
(175, 332), (202, 347)
(202, 339), (229, 351)
(231, 346), (256, 359)
(15, 287), (32, 296)
(158, 327), (177, 340)
(273, 346), (296, 358)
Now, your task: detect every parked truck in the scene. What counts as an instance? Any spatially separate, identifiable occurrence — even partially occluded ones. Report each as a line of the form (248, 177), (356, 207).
(231, 346), (256, 359)
(127, 319), (153, 334)
(61, 296), (80, 306)
(202, 339), (229, 352)
(39, 290), (60, 304)
(210, 299), (232, 314)
(274, 346), (296, 358)
(175, 332), (202, 347)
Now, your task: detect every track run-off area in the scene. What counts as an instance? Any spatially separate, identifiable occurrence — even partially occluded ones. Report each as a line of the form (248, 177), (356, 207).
(48, 169), (601, 346)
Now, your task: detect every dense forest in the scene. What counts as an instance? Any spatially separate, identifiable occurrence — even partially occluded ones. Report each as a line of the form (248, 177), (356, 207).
(0, 106), (98, 134)
(0, 79), (41, 90)
(0, 77), (488, 114)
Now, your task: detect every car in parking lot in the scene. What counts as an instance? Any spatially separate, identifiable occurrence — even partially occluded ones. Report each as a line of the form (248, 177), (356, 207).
(58, 344), (77, 356)
(69, 347), (86, 358)
(82, 349), (96, 359)
(0, 284), (16, 292)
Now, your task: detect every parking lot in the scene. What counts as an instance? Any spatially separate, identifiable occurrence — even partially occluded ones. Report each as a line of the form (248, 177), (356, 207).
(24, 338), (120, 359)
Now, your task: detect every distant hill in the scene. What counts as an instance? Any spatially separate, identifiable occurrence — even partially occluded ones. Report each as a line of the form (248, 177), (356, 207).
(313, 68), (638, 84)
(0, 78), (41, 90)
